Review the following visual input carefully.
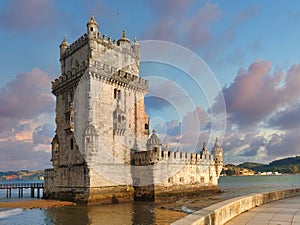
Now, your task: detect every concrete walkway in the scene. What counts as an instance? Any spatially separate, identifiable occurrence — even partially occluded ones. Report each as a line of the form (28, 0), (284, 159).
(225, 196), (300, 225)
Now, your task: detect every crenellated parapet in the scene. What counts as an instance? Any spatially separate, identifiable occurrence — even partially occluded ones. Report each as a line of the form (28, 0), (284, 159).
(60, 32), (140, 60)
(134, 130), (223, 166)
(134, 146), (218, 166)
(51, 70), (84, 96)
(60, 34), (88, 60)
(52, 65), (148, 95)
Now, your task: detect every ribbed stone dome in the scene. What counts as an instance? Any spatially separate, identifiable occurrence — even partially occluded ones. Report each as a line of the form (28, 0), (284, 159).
(146, 129), (162, 146)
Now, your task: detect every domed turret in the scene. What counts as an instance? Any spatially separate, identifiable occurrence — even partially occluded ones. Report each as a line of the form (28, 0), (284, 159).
(117, 31), (130, 46)
(59, 37), (68, 56)
(146, 129), (162, 150)
(87, 14), (98, 36)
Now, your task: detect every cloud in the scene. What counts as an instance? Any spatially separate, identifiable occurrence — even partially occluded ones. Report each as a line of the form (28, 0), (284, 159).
(0, 141), (51, 170)
(216, 60), (300, 128)
(143, 1), (221, 49)
(154, 106), (211, 152)
(33, 123), (55, 145)
(0, 68), (55, 170)
(142, 1), (261, 69)
(268, 103), (300, 130)
(0, 0), (57, 31)
(0, 68), (54, 124)
(266, 130), (300, 158)
(212, 60), (300, 164)
(204, 4), (260, 63)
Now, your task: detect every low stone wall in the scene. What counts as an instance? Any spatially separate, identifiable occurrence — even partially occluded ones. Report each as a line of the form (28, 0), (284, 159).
(172, 188), (300, 225)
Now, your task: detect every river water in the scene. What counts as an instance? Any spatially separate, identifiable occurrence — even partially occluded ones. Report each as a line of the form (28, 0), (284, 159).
(0, 175), (299, 225)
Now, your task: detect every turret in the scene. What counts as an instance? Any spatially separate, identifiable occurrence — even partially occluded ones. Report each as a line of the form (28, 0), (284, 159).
(200, 142), (209, 158)
(146, 129), (162, 151)
(132, 36), (140, 54)
(87, 14), (99, 38)
(212, 137), (223, 164)
(117, 31), (130, 46)
(59, 37), (68, 57)
(212, 137), (220, 155)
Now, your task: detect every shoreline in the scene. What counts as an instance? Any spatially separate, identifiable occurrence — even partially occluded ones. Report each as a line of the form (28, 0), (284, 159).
(157, 191), (225, 213)
(0, 191), (224, 212)
(0, 199), (76, 209)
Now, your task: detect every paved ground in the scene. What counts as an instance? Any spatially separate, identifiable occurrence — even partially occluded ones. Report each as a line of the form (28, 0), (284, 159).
(225, 196), (300, 225)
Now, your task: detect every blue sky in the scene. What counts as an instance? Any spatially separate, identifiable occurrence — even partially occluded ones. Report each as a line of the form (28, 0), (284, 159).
(0, 0), (300, 170)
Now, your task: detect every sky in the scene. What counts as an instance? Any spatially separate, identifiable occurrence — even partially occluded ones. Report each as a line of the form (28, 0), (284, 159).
(0, 0), (300, 170)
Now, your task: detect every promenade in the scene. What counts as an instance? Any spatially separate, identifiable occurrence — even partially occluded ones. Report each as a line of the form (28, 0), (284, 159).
(172, 188), (300, 225)
(225, 195), (300, 225)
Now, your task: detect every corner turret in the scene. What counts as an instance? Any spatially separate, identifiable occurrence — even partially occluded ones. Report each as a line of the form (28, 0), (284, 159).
(87, 14), (99, 37)
(212, 137), (223, 164)
(59, 37), (68, 57)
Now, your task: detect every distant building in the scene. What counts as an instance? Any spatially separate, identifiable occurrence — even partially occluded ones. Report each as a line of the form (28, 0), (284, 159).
(44, 15), (223, 204)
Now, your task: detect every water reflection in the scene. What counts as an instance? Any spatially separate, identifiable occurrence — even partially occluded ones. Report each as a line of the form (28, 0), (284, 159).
(43, 201), (183, 225)
(132, 202), (155, 225)
(44, 206), (90, 225)
(44, 202), (155, 225)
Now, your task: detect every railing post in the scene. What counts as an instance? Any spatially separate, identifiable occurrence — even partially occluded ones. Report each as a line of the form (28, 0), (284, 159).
(31, 187), (34, 198)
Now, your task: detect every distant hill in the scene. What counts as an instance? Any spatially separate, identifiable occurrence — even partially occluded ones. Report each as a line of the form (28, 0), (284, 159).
(221, 164), (255, 176)
(238, 162), (264, 169)
(238, 156), (300, 174)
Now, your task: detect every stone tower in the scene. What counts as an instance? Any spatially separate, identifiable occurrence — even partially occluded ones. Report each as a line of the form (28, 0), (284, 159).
(44, 15), (150, 204)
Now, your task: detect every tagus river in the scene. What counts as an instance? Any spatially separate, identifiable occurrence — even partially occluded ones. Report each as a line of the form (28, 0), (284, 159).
(0, 175), (300, 225)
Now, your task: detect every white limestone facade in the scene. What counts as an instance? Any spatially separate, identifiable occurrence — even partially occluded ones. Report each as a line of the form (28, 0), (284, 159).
(44, 15), (223, 204)
(44, 15), (149, 204)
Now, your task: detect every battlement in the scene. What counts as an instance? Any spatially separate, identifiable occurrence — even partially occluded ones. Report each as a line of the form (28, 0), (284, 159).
(134, 147), (218, 166)
(51, 65), (148, 94)
(60, 34), (88, 59)
(60, 31), (139, 60)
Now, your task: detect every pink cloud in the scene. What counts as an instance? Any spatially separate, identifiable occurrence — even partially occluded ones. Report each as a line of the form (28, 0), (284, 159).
(212, 60), (300, 164)
(0, 68), (54, 170)
(217, 60), (300, 127)
(0, 68), (54, 122)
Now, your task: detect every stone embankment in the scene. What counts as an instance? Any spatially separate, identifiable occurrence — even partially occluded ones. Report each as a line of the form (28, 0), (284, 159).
(172, 188), (300, 225)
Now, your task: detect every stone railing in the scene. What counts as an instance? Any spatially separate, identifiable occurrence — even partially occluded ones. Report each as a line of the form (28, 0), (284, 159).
(134, 148), (217, 166)
(172, 188), (300, 225)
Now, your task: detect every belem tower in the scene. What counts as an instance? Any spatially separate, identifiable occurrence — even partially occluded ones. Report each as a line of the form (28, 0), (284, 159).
(44, 15), (223, 204)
